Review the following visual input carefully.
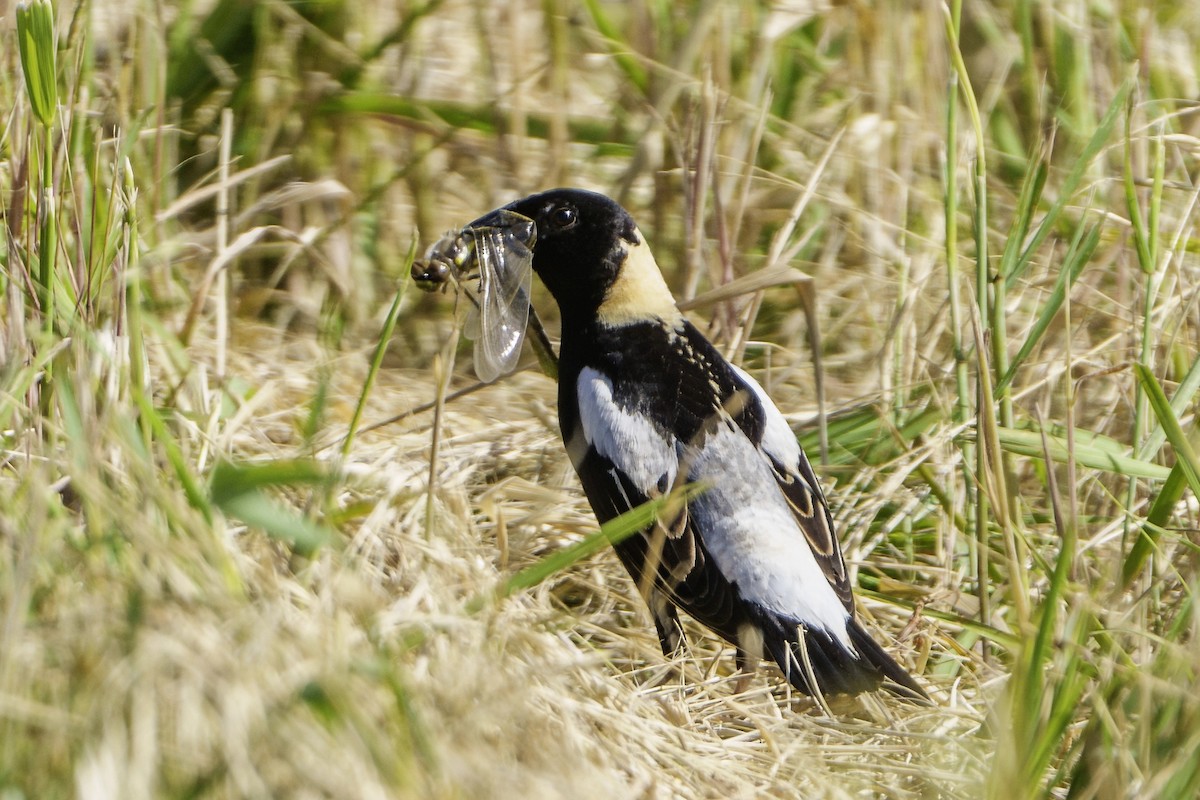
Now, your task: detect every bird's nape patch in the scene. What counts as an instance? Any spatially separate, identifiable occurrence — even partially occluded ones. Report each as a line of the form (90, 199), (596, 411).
(595, 230), (682, 327)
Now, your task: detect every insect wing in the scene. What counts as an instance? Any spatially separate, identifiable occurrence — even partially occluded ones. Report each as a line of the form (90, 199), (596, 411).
(469, 223), (532, 382)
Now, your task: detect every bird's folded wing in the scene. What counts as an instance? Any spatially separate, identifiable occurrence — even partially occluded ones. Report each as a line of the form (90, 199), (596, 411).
(571, 367), (744, 630)
(729, 366), (853, 612)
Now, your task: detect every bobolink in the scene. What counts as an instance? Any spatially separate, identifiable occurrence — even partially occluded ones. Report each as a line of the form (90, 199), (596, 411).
(467, 188), (928, 702)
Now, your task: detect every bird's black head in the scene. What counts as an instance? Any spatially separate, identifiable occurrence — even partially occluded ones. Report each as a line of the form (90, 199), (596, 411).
(468, 188), (679, 329)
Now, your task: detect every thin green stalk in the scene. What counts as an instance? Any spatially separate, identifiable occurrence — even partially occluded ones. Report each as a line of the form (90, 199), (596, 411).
(946, 0), (996, 653)
(38, 124), (57, 331)
(18, 0), (59, 331)
(121, 158), (150, 447)
(1122, 114), (1165, 553)
(343, 238), (418, 460)
(943, 0), (975, 612)
(1133, 365), (1200, 501)
(1014, 0), (1038, 123)
(941, 6), (988, 323)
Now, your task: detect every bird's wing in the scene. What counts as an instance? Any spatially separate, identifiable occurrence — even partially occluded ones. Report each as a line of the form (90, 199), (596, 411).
(729, 365), (854, 612)
(572, 364), (853, 648)
(682, 406), (855, 646)
(573, 365), (679, 503)
(570, 366), (746, 639)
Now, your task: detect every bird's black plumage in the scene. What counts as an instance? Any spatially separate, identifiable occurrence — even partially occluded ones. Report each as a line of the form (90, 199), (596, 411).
(470, 188), (928, 702)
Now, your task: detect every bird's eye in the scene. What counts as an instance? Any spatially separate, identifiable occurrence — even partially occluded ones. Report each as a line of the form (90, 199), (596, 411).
(550, 205), (577, 229)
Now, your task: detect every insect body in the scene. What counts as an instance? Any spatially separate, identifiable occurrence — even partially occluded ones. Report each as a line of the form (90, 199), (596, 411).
(411, 210), (536, 382)
(409, 246), (456, 290)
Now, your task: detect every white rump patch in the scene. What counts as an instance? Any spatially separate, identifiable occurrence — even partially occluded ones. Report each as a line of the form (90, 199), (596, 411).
(687, 423), (853, 649)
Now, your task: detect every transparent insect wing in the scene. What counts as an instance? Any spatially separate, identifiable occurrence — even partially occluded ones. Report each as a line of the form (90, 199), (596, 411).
(469, 222), (533, 382)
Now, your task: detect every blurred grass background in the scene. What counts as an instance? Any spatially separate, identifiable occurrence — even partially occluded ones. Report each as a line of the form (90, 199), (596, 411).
(3, 0), (1200, 797)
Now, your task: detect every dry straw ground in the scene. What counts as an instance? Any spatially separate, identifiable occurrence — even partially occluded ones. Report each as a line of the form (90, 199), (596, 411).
(3, 1), (1200, 798)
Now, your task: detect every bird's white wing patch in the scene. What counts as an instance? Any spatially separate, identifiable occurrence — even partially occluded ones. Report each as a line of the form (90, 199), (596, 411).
(688, 422), (853, 649)
(577, 363), (852, 650)
(728, 363), (850, 605)
(575, 367), (678, 495)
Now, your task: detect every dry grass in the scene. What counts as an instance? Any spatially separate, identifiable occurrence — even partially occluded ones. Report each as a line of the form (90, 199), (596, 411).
(3, 1), (1200, 798)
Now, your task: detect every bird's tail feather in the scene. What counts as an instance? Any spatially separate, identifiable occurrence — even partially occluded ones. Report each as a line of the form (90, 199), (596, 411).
(844, 617), (931, 704)
(752, 607), (930, 703)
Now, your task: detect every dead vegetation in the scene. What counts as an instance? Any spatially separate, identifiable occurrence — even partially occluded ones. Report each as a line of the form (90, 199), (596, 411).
(3, 1), (1200, 798)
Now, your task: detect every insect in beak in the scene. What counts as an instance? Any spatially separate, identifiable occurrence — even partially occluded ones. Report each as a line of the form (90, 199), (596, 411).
(410, 210), (538, 382)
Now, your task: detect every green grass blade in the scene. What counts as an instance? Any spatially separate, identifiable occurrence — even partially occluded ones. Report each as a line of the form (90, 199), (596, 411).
(1023, 613), (1092, 790)
(1122, 111), (1161, 277)
(1122, 463), (1188, 587)
(209, 460), (339, 555)
(997, 222), (1100, 394)
(1006, 74), (1134, 289)
(1139, 350), (1200, 459)
(1133, 363), (1200, 498)
(1123, 354), (1200, 584)
(580, 0), (649, 95)
(467, 484), (703, 613)
(990, 426), (1171, 481)
(213, 490), (336, 556)
(996, 143), (1049, 284)
(134, 391), (213, 525)
(209, 459), (335, 497)
(16, 0), (58, 127)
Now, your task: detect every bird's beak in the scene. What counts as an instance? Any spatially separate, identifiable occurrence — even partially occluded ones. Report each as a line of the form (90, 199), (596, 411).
(464, 208), (537, 251)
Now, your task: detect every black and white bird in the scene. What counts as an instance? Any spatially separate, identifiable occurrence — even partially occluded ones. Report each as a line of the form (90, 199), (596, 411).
(470, 188), (928, 701)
